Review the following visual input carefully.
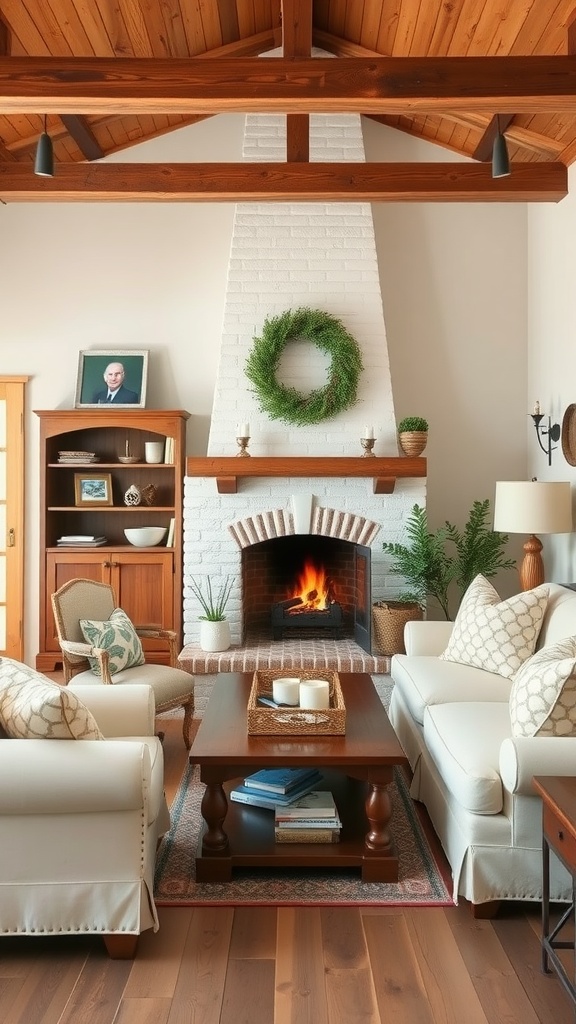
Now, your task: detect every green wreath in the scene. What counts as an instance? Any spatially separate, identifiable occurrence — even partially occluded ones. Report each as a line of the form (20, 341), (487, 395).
(245, 307), (363, 426)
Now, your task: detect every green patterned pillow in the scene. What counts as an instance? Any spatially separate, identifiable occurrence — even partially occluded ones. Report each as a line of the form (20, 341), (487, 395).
(440, 574), (549, 679)
(0, 657), (103, 739)
(80, 607), (145, 677)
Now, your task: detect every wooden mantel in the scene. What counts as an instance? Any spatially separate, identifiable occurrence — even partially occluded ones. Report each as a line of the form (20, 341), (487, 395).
(185, 456), (426, 495)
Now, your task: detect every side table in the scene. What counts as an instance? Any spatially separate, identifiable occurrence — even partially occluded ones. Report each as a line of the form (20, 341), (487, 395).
(533, 776), (576, 1013)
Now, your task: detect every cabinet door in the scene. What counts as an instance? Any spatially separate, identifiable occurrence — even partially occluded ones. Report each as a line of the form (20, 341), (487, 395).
(45, 551), (110, 654)
(109, 551), (174, 636)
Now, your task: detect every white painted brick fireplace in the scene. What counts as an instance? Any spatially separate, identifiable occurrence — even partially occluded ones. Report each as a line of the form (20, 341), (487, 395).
(182, 73), (426, 668)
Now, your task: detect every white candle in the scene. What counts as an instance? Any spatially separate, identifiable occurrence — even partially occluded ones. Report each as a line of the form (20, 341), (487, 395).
(533, 401), (541, 415)
(364, 425), (374, 439)
(272, 677), (300, 706)
(299, 679), (330, 710)
(237, 422), (250, 437)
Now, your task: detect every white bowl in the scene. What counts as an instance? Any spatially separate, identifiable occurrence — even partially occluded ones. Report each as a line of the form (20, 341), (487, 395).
(124, 526), (167, 547)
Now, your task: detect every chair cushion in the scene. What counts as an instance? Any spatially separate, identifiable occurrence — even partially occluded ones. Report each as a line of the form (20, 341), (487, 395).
(80, 607), (145, 676)
(509, 637), (576, 737)
(71, 663), (195, 708)
(440, 574), (549, 679)
(423, 702), (510, 814)
(0, 658), (103, 740)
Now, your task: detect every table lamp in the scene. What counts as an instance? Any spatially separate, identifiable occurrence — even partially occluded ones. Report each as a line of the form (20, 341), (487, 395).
(493, 480), (573, 591)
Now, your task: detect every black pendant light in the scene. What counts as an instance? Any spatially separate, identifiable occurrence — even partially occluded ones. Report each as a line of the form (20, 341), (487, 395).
(34, 116), (54, 177)
(492, 115), (510, 178)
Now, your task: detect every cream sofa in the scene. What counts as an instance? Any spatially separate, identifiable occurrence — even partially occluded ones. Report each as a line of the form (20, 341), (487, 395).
(0, 679), (169, 957)
(389, 582), (576, 909)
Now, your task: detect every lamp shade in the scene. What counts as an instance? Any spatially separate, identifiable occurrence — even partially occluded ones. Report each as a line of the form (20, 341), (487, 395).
(34, 131), (54, 177)
(494, 481), (573, 535)
(492, 131), (510, 178)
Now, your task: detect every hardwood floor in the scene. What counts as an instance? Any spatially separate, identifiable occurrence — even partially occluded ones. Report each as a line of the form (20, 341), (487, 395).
(0, 711), (573, 1023)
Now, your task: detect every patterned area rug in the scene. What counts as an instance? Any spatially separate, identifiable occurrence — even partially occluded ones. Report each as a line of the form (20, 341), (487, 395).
(154, 678), (454, 907)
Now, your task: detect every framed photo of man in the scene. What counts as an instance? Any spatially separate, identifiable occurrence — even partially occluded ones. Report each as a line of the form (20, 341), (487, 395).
(74, 350), (148, 409)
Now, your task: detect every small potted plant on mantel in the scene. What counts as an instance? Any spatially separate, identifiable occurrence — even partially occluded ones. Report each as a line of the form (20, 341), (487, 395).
(397, 416), (429, 457)
(189, 575), (235, 652)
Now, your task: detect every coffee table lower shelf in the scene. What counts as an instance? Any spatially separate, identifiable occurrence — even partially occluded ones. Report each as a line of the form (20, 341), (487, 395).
(195, 770), (399, 883)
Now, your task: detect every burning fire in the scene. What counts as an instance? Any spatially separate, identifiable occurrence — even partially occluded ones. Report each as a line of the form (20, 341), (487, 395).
(287, 559), (336, 613)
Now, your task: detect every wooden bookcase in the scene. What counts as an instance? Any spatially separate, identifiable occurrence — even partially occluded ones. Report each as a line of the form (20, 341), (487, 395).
(35, 408), (190, 671)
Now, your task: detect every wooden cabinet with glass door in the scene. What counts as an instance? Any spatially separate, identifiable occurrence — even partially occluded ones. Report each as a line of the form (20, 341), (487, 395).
(35, 409), (190, 671)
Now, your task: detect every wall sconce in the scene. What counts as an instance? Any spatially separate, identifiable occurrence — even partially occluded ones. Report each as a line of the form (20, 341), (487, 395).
(34, 115), (54, 178)
(530, 401), (560, 466)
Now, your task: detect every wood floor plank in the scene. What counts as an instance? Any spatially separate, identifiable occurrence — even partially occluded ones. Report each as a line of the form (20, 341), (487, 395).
(445, 900), (543, 1024)
(123, 908), (192, 998)
(56, 951), (134, 1024)
(321, 908), (381, 1024)
(113, 996), (172, 1024)
(166, 907), (234, 1024)
(493, 912), (574, 1024)
(404, 909), (490, 1024)
(364, 911), (436, 1024)
(220, 958), (275, 1024)
(275, 908), (329, 1024)
(229, 907), (277, 959)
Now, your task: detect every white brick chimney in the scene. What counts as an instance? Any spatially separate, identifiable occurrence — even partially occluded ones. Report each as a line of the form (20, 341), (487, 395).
(183, 88), (426, 652)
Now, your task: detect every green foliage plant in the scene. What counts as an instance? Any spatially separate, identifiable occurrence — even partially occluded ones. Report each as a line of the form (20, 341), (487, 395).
(245, 307), (363, 425)
(398, 416), (429, 433)
(189, 575), (234, 621)
(382, 500), (515, 620)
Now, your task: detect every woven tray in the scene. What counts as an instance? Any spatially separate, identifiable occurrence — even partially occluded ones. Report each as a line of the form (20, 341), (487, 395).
(247, 668), (346, 736)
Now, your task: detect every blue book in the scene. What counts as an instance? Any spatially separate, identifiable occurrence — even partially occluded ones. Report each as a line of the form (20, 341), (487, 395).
(244, 766), (321, 795)
(230, 774), (321, 811)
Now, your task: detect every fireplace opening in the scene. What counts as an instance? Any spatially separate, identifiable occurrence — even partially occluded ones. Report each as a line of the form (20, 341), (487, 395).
(241, 535), (372, 651)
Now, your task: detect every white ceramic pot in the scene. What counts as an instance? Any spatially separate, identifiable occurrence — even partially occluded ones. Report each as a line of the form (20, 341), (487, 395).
(199, 619), (231, 652)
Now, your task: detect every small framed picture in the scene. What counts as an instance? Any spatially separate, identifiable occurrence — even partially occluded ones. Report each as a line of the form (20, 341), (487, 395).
(74, 473), (113, 507)
(74, 350), (148, 409)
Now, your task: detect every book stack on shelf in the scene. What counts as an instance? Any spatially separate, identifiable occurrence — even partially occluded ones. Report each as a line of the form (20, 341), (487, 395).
(57, 535), (107, 547)
(274, 791), (342, 844)
(230, 766), (323, 811)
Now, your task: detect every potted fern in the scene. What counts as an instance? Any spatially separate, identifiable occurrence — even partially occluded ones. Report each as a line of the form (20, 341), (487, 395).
(397, 415), (429, 457)
(190, 575), (234, 652)
(381, 499), (515, 623)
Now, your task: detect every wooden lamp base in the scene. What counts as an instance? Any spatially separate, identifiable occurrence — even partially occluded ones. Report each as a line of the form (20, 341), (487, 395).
(519, 534), (544, 591)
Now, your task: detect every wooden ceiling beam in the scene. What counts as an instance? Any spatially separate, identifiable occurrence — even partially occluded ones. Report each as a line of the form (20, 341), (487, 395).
(3, 55), (576, 115)
(283, 0), (313, 162)
(59, 115), (104, 161)
(0, 161), (565, 203)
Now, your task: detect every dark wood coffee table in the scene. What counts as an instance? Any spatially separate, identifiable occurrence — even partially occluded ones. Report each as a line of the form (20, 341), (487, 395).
(189, 672), (408, 882)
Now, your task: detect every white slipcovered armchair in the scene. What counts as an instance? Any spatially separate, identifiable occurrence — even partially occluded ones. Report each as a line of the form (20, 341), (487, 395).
(0, 673), (169, 958)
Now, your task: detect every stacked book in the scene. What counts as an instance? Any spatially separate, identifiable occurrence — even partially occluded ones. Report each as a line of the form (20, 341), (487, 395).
(57, 535), (107, 547)
(274, 791), (342, 844)
(229, 766), (323, 812)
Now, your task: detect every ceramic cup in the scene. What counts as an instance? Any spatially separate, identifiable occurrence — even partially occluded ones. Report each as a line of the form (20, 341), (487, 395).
(272, 677), (300, 706)
(299, 679), (330, 710)
(145, 441), (164, 464)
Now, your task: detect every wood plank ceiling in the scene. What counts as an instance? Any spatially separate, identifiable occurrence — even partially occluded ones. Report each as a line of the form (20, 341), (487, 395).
(0, 0), (575, 202)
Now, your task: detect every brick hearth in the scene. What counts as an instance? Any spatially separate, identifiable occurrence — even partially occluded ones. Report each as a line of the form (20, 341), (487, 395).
(178, 631), (390, 675)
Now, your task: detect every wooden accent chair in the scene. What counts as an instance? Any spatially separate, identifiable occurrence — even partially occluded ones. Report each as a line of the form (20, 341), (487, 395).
(51, 578), (194, 748)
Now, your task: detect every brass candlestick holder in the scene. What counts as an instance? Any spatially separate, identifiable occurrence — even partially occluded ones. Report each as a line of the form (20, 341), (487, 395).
(361, 437), (376, 457)
(236, 435), (251, 457)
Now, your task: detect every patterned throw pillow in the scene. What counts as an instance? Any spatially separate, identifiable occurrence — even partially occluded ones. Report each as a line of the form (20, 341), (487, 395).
(79, 607), (145, 677)
(509, 637), (576, 737)
(440, 574), (549, 679)
(0, 657), (103, 739)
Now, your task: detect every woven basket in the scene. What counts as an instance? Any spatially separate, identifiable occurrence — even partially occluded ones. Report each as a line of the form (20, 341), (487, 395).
(372, 601), (423, 656)
(398, 431), (428, 457)
(247, 668), (346, 735)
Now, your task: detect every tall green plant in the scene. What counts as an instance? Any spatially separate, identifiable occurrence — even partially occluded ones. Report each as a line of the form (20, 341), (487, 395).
(382, 501), (515, 619)
(189, 575), (234, 621)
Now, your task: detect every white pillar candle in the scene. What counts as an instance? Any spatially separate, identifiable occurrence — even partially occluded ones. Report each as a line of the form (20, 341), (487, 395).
(272, 677), (300, 706)
(364, 425), (374, 439)
(299, 679), (330, 710)
(237, 422), (250, 436)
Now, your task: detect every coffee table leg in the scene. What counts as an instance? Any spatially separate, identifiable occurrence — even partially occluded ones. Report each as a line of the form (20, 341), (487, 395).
(365, 781), (393, 853)
(200, 781), (229, 853)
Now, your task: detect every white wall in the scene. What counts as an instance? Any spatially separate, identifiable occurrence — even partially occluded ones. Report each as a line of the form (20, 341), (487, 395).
(528, 162), (576, 583)
(1, 115), (534, 662)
